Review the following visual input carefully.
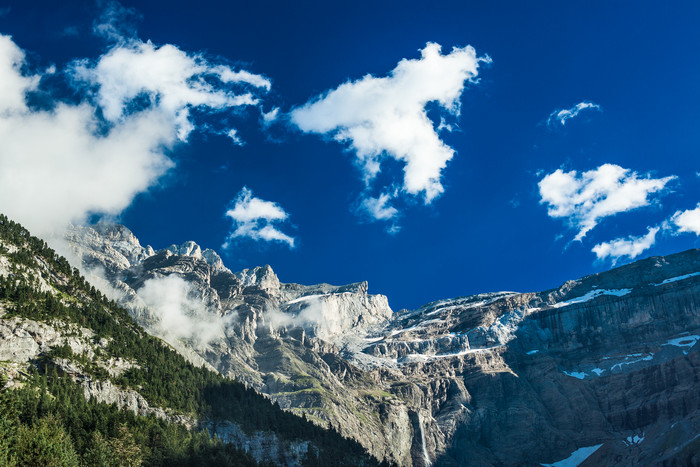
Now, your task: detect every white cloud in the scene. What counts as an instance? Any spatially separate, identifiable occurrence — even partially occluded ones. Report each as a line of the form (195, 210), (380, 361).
(135, 275), (228, 348)
(592, 226), (659, 264)
(671, 204), (700, 235)
(261, 107), (279, 126)
(226, 128), (244, 146)
(0, 24), (269, 238)
(0, 35), (40, 113)
(92, 1), (140, 42)
(360, 193), (399, 221)
(213, 66), (271, 91)
(359, 192), (401, 234)
(224, 187), (295, 248)
(291, 42), (489, 209)
(547, 101), (601, 127)
(72, 38), (269, 142)
(538, 164), (675, 241)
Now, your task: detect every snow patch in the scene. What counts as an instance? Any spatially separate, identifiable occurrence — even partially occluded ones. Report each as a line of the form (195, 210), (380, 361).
(552, 289), (631, 308)
(625, 434), (644, 445)
(285, 294), (328, 305)
(611, 354), (653, 371)
(389, 318), (444, 336)
(591, 368), (604, 376)
(540, 444), (603, 467)
(663, 334), (699, 355)
(526, 350), (539, 355)
(653, 272), (700, 286)
(563, 371), (587, 380)
(663, 335), (700, 348)
(401, 345), (504, 362)
(425, 302), (481, 316)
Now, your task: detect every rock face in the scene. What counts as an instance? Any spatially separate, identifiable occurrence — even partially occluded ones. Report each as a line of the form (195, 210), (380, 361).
(0, 230), (344, 467)
(64, 224), (700, 466)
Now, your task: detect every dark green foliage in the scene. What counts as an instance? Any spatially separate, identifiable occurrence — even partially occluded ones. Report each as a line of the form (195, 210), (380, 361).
(0, 368), (261, 466)
(0, 214), (381, 466)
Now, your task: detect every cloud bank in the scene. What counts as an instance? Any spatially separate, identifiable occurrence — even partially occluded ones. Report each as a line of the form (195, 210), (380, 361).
(547, 101), (601, 127)
(538, 163), (675, 241)
(592, 226), (659, 264)
(291, 42), (489, 221)
(224, 187), (295, 248)
(0, 24), (269, 239)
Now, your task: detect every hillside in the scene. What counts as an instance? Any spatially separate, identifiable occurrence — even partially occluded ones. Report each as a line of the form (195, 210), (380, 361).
(0, 214), (381, 466)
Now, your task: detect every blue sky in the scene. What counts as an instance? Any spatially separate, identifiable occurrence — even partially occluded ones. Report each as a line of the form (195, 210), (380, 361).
(0, 1), (699, 310)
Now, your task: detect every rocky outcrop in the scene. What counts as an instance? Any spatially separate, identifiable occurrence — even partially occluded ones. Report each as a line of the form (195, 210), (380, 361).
(64, 224), (700, 466)
(0, 317), (100, 363)
(207, 421), (310, 466)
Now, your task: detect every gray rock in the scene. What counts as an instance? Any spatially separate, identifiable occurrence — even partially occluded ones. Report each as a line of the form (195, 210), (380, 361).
(64, 224), (700, 466)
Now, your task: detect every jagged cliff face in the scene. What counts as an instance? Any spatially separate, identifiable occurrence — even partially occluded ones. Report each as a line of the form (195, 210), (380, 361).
(0, 232), (325, 466)
(64, 224), (700, 466)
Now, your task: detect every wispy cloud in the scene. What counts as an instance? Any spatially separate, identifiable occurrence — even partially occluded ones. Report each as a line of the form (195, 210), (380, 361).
(0, 9), (270, 238)
(592, 226), (659, 264)
(671, 204), (700, 235)
(291, 42), (489, 222)
(360, 193), (399, 221)
(538, 164), (675, 241)
(547, 101), (601, 127)
(135, 275), (230, 349)
(226, 129), (244, 146)
(358, 193), (401, 234)
(261, 107), (280, 126)
(224, 187), (295, 248)
(71, 36), (269, 142)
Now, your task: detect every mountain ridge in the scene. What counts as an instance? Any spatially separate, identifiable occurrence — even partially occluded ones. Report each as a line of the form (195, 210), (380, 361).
(0, 214), (382, 466)
(62, 221), (700, 466)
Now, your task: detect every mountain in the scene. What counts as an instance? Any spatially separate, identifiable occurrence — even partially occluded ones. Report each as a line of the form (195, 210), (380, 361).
(0, 215), (381, 466)
(64, 222), (700, 466)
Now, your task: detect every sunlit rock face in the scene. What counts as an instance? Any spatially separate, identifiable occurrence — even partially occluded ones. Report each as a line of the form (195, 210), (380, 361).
(65, 225), (700, 466)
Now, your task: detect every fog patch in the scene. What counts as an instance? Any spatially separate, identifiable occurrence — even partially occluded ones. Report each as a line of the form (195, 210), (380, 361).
(264, 296), (341, 340)
(135, 275), (230, 349)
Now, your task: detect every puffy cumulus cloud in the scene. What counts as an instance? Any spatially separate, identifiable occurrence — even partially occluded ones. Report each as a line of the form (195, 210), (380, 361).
(0, 24), (270, 239)
(0, 35), (173, 237)
(592, 226), (659, 264)
(224, 187), (295, 248)
(671, 204), (700, 235)
(0, 35), (39, 112)
(72, 39), (270, 142)
(135, 275), (229, 349)
(547, 101), (601, 127)
(538, 164), (675, 241)
(291, 42), (489, 213)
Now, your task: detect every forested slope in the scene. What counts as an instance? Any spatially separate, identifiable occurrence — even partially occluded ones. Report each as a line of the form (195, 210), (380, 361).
(0, 214), (382, 466)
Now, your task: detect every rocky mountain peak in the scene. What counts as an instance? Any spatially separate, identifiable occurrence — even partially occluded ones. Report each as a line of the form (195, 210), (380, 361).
(235, 264), (280, 292)
(62, 222), (700, 466)
(164, 240), (202, 259)
(161, 241), (230, 273)
(65, 223), (155, 274)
